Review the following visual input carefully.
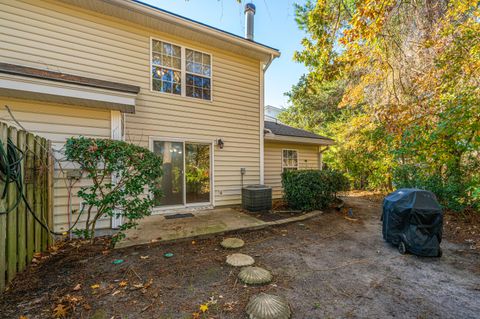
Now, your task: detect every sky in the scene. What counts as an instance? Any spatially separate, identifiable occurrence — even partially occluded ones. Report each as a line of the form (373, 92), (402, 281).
(142, 0), (309, 109)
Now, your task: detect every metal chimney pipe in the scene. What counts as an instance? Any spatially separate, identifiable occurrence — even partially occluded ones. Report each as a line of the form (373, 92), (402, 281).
(244, 3), (256, 41)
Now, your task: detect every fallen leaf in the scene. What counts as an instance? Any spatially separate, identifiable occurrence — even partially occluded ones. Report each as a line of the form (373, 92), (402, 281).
(143, 278), (153, 289)
(192, 312), (200, 319)
(191, 240), (196, 245)
(73, 284), (81, 291)
(19, 316), (28, 319)
(140, 255), (149, 260)
(199, 304), (208, 313)
(119, 281), (128, 287)
(53, 304), (68, 318)
(111, 290), (121, 296)
(90, 284), (100, 289)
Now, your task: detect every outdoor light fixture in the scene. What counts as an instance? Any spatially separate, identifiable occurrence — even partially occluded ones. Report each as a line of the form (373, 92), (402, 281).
(217, 139), (224, 149)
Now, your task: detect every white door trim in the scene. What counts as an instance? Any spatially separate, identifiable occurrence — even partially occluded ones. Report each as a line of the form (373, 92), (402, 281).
(148, 136), (215, 214)
(111, 110), (123, 229)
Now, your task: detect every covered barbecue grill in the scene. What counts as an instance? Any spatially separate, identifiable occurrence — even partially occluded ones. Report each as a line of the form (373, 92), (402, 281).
(382, 188), (443, 257)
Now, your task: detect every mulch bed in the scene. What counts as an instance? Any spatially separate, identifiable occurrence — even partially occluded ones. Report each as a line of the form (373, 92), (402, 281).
(0, 228), (290, 319)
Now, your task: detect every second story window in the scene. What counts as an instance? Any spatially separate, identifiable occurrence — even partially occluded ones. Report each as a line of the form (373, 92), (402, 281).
(151, 39), (212, 101)
(186, 49), (211, 100)
(152, 41), (182, 95)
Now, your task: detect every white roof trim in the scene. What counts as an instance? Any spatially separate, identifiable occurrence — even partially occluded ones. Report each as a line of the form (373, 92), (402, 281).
(265, 133), (335, 146)
(0, 74), (136, 113)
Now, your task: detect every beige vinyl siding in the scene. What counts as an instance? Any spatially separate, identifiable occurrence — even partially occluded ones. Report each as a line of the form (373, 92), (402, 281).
(264, 141), (319, 199)
(0, 97), (111, 231)
(0, 0), (261, 208)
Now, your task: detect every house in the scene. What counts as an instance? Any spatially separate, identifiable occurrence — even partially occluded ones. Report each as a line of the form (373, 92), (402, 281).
(264, 104), (283, 121)
(0, 0), (333, 233)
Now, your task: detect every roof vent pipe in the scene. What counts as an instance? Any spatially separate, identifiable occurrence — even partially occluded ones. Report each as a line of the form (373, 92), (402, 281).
(244, 3), (256, 41)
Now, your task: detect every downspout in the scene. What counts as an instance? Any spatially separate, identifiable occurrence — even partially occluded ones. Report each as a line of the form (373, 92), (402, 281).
(318, 146), (329, 170)
(260, 54), (275, 185)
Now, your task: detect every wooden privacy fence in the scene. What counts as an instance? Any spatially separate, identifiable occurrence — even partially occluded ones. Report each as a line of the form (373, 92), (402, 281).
(0, 122), (53, 293)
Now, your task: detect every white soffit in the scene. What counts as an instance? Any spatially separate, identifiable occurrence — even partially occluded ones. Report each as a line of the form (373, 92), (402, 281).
(0, 74), (136, 113)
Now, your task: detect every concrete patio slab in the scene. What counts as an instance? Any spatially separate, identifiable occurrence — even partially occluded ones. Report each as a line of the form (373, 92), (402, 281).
(115, 208), (322, 248)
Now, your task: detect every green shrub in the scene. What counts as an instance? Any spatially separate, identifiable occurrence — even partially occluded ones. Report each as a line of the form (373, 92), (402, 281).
(282, 169), (349, 211)
(65, 137), (163, 242)
(392, 164), (477, 212)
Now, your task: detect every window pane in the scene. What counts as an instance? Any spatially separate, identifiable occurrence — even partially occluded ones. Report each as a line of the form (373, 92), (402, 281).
(186, 85), (194, 97)
(152, 66), (161, 79)
(172, 57), (181, 70)
(172, 45), (181, 58)
(194, 87), (202, 98)
(186, 49), (194, 62)
(163, 81), (172, 93)
(162, 55), (172, 68)
(173, 71), (181, 84)
(162, 69), (172, 82)
(152, 79), (162, 91)
(193, 75), (202, 87)
(152, 40), (162, 52)
(162, 42), (172, 55)
(186, 61), (193, 73)
(152, 53), (161, 65)
(202, 78), (210, 90)
(202, 65), (211, 76)
(194, 51), (202, 63)
(186, 74), (194, 86)
(202, 89), (210, 100)
(202, 54), (211, 65)
(193, 63), (202, 74)
(173, 83), (181, 95)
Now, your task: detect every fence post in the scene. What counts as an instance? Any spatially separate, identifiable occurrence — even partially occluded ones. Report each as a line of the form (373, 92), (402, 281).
(0, 123), (7, 292)
(34, 136), (42, 253)
(17, 130), (27, 272)
(47, 141), (54, 248)
(41, 138), (48, 251)
(26, 134), (35, 262)
(6, 126), (18, 283)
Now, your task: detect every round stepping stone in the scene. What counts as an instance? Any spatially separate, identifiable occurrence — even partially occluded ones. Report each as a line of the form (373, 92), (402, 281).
(221, 237), (245, 249)
(226, 253), (254, 267)
(238, 266), (272, 285)
(245, 293), (291, 319)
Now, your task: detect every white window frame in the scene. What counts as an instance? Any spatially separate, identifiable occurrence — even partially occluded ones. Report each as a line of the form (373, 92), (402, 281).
(150, 37), (213, 102)
(282, 149), (299, 171)
(148, 136), (215, 212)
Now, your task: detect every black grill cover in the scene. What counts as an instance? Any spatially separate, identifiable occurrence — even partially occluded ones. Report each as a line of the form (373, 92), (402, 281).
(382, 189), (443, 256)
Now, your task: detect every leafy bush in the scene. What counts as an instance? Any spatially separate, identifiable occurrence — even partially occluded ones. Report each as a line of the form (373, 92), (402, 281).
(282, 169), (349, 211)
(393, 164), (477, 212)
(65, 137), (163, 242)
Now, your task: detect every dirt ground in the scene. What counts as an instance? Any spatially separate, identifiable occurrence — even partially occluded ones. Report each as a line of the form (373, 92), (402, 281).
(1, 194), (479, 319)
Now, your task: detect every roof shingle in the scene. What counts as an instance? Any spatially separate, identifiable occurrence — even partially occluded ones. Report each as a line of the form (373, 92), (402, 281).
(264, 121), (333, 141)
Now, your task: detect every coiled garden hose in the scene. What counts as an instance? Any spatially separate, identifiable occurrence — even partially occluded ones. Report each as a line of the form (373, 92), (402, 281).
(0, 137), (82, 236)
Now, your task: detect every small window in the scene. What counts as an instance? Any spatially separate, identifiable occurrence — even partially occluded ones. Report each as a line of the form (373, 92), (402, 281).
(185, 49), (211, 100)
(282, 150), (298, 171)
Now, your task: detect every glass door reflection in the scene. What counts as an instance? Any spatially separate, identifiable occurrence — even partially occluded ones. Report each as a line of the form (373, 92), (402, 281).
(185, 143), (210, 204)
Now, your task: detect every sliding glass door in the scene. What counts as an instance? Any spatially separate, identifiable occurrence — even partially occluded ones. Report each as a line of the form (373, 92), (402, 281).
(153, 140), (210, 207)
(185, 143), (210, 204)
